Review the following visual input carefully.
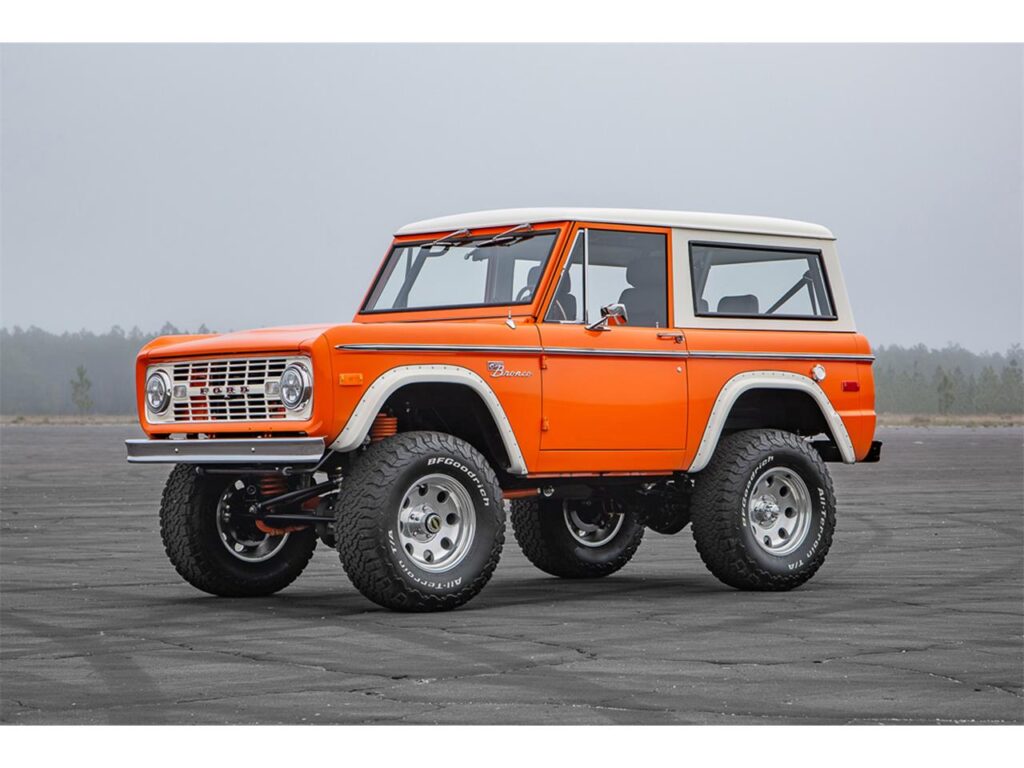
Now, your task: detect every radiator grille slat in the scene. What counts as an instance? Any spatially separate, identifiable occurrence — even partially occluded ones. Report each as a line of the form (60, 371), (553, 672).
(170, 357), (294, 423)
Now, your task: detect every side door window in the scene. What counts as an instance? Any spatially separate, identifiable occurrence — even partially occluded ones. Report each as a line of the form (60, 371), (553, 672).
(545, 228), (668, 327)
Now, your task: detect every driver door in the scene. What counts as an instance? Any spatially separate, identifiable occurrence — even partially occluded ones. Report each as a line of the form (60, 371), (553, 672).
(538, 224), (688, 453)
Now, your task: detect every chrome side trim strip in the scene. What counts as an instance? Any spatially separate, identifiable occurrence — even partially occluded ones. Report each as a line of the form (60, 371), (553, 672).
(687, 370), (856, 473)
(544, 347), (690, 359)
(125, 437), (326, 465)
(337, 342), (873, 363)
(337, 343), (688, 359)
(337, 343), (541, 354)
(688, 351), (875, 362)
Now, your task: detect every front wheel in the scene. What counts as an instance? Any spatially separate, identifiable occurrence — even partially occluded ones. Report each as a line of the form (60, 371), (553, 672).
(690, 429), (836, 591)
(334, 431), (505, 612)
(159, 466), (318, 597)
(510, 496), (645, 578)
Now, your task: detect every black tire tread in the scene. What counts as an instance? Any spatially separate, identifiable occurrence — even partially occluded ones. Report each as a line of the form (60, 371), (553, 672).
(690, 429), (836, 591)
(335, 431), (504, 612)
(510, 497), (644, 579)
(159, 465), (316, 597)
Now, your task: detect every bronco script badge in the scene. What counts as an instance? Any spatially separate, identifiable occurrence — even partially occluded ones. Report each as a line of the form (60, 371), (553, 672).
(487, 361), (533, 378)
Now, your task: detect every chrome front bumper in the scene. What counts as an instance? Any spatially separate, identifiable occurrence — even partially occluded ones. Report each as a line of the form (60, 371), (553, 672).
(125, 437), (326, 464)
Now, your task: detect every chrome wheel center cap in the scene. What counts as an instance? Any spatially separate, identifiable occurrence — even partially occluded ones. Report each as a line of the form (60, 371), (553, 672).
(751, 494), (780, 525)
(402, 504), (442, 542)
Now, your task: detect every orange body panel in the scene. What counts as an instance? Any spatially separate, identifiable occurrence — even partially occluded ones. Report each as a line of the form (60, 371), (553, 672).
(683, 329), (876, 462)
(135, 219), (877, 476)
(537, 325), (688, 452)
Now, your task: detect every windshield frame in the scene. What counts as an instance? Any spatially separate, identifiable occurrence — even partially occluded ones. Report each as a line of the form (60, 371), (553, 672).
(359, 226), (564, 316)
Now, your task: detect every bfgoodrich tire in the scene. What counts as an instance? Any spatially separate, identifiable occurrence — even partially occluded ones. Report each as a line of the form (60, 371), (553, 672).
(159, 465), (318, 597)
(690, 429), (836, 591)
(510, 497), (644, 578)
(334, 431), (505, 612)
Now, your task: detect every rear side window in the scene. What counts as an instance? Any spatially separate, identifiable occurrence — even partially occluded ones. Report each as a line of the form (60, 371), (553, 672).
(690, 243), (835, 319)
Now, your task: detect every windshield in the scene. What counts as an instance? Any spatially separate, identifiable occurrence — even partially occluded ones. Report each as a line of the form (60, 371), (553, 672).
(362, 230), (559, 313)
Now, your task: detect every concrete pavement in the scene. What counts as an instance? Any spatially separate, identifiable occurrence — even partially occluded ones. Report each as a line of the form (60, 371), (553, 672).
(1, 425), (1021, 724)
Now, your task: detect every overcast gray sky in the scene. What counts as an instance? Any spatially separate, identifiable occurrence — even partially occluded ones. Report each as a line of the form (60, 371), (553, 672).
(1, 44), (1021, 351)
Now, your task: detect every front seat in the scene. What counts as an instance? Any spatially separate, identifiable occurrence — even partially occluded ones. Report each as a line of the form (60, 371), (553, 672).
(618, 258), (666, 327)
(717, 294), (760, 315)
(518, 265), (543, 301)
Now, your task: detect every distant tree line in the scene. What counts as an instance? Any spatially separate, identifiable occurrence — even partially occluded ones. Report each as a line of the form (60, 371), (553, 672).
(873, 343), (1023, 415)
(0, 325), (1021, 416)
(0, 324), (205, 415)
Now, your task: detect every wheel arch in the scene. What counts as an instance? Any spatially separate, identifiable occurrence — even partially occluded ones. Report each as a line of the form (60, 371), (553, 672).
(687, 370), (856, 473)
(329, 365), (528, 476)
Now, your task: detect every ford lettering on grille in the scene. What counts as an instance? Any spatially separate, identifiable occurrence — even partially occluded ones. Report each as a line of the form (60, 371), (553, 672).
(169, 357), (303, 422)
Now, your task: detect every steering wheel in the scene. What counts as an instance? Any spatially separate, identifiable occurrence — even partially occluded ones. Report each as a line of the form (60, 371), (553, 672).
(515, 285), (534, 302)
(550, 298), (569, 321)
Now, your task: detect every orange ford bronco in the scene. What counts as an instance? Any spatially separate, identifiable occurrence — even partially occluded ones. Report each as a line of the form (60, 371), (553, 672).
(128, 208), (881, 611)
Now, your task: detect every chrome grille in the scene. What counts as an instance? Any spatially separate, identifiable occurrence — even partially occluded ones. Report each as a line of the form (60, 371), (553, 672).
(169, 357), (291, 423)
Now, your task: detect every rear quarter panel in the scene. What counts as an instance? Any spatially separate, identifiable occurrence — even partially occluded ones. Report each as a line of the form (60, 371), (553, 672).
(682, 329), (877, 464)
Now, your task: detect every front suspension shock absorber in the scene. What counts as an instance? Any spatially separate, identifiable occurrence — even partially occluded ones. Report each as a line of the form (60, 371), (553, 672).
(370, 412), (399, 442)
(258, 475), (288, 497)
(255, 475), (306, 535)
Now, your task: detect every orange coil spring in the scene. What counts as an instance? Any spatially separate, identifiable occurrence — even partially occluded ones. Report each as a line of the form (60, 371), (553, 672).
(370, 414), (399, 442)
(259, 475), (288, 497)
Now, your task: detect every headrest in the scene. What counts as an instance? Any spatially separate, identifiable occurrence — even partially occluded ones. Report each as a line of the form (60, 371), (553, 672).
(625, 258), (663, 288)
(526, 265), (543, 288)
(717, 294), (760, 315)
(555, 269), (572, 294)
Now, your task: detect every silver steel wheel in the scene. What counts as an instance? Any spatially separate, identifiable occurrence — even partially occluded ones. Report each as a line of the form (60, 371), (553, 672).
(747, 466), (812, 557)
(396, 473), (477, 573)
(563, 501), (625, 548)
(215, 482), (290, 563)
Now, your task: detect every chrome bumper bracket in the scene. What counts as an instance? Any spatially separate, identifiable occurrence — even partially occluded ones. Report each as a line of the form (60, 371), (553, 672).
(125, 437), (326, 465)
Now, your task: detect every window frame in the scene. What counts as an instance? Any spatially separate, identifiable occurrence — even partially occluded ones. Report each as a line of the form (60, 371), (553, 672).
(541, 223), (673, 328)
(688, 240), (839, 322)
(360, 227), (562, 315)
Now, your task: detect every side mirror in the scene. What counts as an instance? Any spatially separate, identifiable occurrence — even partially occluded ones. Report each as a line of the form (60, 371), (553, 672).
(585, 302), (629, 332)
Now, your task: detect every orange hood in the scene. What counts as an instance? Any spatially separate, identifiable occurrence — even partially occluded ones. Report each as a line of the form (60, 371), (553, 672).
(139, 324), (335, 360)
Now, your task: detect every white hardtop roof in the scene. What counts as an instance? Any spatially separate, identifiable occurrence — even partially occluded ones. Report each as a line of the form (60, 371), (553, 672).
(396, 207), (834, 240)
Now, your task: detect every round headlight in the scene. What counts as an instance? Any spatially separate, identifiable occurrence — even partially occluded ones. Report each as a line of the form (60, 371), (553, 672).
(146, 371), (171, 414)
(279, 363), (312, 410)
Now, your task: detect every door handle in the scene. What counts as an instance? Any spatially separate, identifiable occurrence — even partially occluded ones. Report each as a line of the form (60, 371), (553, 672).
(657, 332), (685, 344)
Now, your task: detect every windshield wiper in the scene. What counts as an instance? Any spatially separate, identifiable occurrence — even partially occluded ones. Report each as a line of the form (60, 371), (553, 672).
(474, 223), (534, 248)
(422, 228), (471, 253)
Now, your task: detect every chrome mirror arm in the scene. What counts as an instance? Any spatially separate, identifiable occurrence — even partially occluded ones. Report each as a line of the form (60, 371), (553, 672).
(586, 302), (628, 332)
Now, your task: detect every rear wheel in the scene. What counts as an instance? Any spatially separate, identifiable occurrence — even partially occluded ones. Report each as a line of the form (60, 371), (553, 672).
(159, 466), (317, 597)
(334, 431), (505, 612)
(690, 429), (836, 590)
(511, 496), (644, 578)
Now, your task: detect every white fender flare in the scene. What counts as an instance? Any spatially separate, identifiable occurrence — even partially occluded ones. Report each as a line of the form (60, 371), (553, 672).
(687, 370), (856, 473)
(329, 364), (529, 476)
